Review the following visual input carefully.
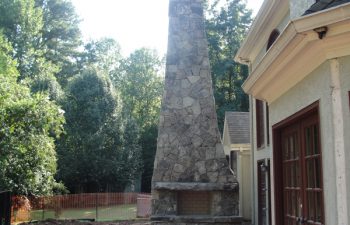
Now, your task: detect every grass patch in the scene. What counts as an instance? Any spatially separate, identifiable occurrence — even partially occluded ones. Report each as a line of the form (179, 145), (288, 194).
(18, 204), (137, 222)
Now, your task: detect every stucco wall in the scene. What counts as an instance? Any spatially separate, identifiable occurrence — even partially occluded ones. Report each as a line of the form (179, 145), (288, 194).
(269, 61), (338, 225)
(339, 55), (350, 223)
(289, 0), (314, 19)
(252, 11), (290, 70)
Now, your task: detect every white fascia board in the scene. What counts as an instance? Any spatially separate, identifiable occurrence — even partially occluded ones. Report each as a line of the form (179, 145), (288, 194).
(242, 3), (350, 103)
(234, 0), (289, 64)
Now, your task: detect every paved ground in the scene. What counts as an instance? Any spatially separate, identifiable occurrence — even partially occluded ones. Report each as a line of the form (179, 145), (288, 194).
(19, 219), (151, 225)
(19, 219), (252, 225)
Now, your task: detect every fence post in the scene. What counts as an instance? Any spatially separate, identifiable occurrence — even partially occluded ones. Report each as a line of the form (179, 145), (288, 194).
(0, 191), (11, 225)
(95, 193), (98, 221)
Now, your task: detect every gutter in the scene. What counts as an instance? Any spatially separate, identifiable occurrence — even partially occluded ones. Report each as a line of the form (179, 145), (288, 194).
(241, 3), (350, 96)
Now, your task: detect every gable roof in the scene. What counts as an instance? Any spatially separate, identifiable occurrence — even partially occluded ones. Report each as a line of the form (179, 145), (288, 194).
(303, 0), (350, 15)
(225, 112), (250, 144)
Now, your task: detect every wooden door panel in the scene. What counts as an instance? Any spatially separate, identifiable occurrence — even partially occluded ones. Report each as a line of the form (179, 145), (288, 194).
(280, 113), (324, 225)
(282, 125), (302, 224)
(301, 115), (324, 225)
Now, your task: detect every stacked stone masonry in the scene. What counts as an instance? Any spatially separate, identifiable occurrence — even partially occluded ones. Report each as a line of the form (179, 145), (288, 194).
(151, 0), (242, 224)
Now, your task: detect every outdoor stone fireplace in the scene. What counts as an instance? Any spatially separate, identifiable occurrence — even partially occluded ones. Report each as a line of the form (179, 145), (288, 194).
(151, 0), (242, 224)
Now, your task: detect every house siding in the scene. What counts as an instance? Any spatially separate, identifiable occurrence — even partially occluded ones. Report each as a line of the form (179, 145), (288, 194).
(269, 60), (339, 225)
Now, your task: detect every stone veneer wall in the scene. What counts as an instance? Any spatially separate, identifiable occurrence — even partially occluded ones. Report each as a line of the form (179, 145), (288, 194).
(151, 0), (241, 224)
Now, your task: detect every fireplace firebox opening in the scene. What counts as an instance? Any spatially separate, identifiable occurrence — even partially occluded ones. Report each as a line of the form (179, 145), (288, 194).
(177, 191), (211, 215)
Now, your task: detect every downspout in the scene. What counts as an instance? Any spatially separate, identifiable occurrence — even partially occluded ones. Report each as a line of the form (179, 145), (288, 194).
(250, 94), (256, 225)
(247, 62), (256, 225)
(330, 58), (348, 225)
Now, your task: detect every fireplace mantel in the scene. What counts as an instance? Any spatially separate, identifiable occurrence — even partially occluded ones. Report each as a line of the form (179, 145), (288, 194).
(151, 215), (243, 223)
(153, 182), (238, 191)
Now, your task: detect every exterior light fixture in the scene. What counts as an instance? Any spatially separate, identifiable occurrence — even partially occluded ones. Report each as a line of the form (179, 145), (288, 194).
(314, 26), (328, 39)
(260, 162), (269, 172)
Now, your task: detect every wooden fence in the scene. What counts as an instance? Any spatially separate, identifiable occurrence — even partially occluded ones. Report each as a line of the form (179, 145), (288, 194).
(12, 193), (151, 223)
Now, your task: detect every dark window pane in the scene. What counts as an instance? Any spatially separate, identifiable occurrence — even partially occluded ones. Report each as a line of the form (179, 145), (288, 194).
(296, 162), (300, 187)
(297, 192), (302, 218)
(314, 125), (319, 154)
(291, 191), (297, 216)
(306, 127), (312, 155)
(308, 191), (315, 221)
(266, 103), (270, 145)
(286, 164), (290, 187)
(266, 29), (280, 50)
(307, 159), (315, 188)
(289, 162), (295, 187)
(256, 100), (265, 148)
(290, 136), (294, 160)
(315, 158), (321, 188)
(316, 192), (322, 222)
(294, 133), (299, 158)
(287, 191), (291, 214)
(284, 138), (289, 160)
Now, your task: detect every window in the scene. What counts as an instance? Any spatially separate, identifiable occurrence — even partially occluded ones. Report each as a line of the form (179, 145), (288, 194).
(266, 29), (280, 51)
(256, 100), (270, 148)
(230, 151), (237, 172)
(266, 103), (270, 145)
(256, 99), (265, 148)
(256, 29), (278, 149)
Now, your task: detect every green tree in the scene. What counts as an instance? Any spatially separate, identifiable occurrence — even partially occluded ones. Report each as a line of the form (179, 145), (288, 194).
(139, 124), (158, 192)
(112, 48), (164, 192)
(28, 72), (65, 101)
(205, 0), (252, 131)
(0, 0), (66, 104)
(80, 38), (122, 74)
(0, 0), (46, 79)
(35, 0), (82, 85)
(57, 68), (142, 193)
(0, 0), (82, 86)
(113, 48), (164, 130)
(0, 34), (65, 195)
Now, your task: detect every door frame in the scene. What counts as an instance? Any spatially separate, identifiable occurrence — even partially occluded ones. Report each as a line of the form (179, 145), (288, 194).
(257, 159), (272, 225)
(272, 101), (321, 224)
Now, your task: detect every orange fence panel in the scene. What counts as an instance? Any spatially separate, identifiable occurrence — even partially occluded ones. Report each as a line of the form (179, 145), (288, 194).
(11, 193), (151, 223)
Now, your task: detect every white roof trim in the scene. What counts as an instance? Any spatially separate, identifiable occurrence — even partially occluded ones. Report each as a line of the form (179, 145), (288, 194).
(241, 3), (350, 103)
(234, 0), (289, 64)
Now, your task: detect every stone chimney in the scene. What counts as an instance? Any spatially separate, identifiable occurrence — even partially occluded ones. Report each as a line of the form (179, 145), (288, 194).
(151, 0), (242, 224)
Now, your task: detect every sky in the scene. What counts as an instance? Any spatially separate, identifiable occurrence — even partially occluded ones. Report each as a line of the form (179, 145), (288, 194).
(71, 0), (264, 57)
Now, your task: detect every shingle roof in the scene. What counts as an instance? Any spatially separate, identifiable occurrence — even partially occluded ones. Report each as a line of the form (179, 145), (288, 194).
(303, 0), (350, 15)
(225, 112), (250, 144)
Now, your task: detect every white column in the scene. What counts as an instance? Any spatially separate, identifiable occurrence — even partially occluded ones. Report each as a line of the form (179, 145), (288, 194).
(330, 58), (348, 225)
(238, 149), (243, 217)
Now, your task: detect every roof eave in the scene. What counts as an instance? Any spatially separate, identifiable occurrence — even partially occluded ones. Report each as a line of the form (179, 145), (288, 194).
(234, 0), (289, 65)
(242, 3), (350, 103)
